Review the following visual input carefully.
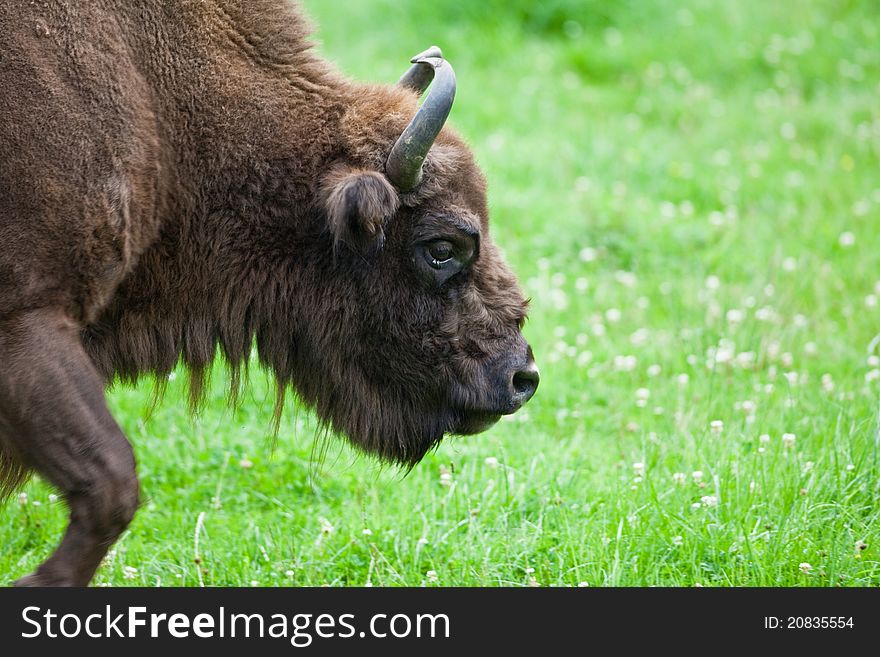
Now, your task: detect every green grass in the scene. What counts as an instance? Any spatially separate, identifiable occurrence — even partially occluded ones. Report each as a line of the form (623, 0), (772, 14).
(3, 0), (880, 586)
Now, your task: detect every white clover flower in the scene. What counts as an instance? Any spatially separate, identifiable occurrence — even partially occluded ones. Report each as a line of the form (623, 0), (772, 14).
(677, 373), (690, 386)
(701, 495), (718, 507)
(319, 517), (335, 535)
(755, 306), (776, 322)
(579, 247), (598, 262)
(802, 461), (814, 473)
(782, 257), (798, 271)
(799, 562), (812, 574)
(709, 344), (734, 365)
(614, 270), (637, 288)
(484, 456), (500, 469)
(630, 328), (649, 346)
(838, 231), (855, 247)
(749, 481), (757, 493)
(672, 472), (686, 485)
(805, 342), (817, 355)
(577, 581), (590, 587)
(425, 570), (439, 583)
(632, 462), (645, 476)
(705, 275), (720, 290)
(123, 566), (138, 580)
(362, 528), (373, 536)
(782, 433), (796, 448)
(821, 373), (834, 392)
(605, 308), (622, 323)
(672, 536), (683, 547)
(846, 464), (855, 472)
(692, 470), (704, 483)
(439, 472), (453, 487)
(239, 458), (254, 469)
(647, 364), (661, 377)
(710, 420), (724, 434)
(726, 309), (744, 323)
(736, 351), (756, 368)
(690, 502), (702, 510)
(285, 570), (295, 578)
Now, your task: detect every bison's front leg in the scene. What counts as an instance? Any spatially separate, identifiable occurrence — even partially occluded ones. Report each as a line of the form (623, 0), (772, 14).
(0, 309), (138, 587)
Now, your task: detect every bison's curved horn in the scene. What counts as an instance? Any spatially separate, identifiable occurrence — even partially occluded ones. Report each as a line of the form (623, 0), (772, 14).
(396, 45), (443, 94)
(386, 46), (456, 192)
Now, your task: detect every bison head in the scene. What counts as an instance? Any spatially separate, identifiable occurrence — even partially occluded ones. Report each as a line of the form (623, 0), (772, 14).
(289, 48), (538, 465)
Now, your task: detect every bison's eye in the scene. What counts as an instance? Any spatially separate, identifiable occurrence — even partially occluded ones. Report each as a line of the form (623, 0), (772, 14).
(427, 240), (454, 268)
(413, 234), (476, 287)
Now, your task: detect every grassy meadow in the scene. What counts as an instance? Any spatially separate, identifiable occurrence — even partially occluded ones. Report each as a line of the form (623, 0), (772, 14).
(2, 0), (879, 586)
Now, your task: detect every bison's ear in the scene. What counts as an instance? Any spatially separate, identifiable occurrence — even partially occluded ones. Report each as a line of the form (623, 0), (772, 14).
(321, 167), (399, 252)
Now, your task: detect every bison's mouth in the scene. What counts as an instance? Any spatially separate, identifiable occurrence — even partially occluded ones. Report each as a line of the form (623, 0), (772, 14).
(451, 410), (502, 435)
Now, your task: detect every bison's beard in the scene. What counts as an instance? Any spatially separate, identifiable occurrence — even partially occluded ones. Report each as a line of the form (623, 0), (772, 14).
(450, 410), (501, 436)
(291, 371), (456, 466)
(302, 380), (504, 465)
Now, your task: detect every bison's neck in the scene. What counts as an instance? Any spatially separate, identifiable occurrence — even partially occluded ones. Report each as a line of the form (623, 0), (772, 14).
(82, 0), (350, 401)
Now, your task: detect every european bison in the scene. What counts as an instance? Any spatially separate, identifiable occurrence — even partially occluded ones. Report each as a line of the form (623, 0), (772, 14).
(0, 0), (538, 586)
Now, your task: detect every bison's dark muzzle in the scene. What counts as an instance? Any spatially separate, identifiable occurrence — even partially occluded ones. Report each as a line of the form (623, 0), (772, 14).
(504, 342), (540, 413)
(452, 343), (539, 436)
(510, 358), (540, 409)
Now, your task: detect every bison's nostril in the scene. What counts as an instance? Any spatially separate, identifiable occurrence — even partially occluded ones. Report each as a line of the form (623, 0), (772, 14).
(512, 362), (540, 405)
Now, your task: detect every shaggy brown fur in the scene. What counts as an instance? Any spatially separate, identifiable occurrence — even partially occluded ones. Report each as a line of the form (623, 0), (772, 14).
(0, 0), (537, 586)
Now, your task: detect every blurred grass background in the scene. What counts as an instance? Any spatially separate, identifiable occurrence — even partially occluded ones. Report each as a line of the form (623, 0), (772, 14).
(2, 0), (879, 586)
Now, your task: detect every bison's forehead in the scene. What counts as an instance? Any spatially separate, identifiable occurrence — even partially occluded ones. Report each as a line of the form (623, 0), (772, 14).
(407, 137), (490, 227)
(343, 85), (489, 216)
